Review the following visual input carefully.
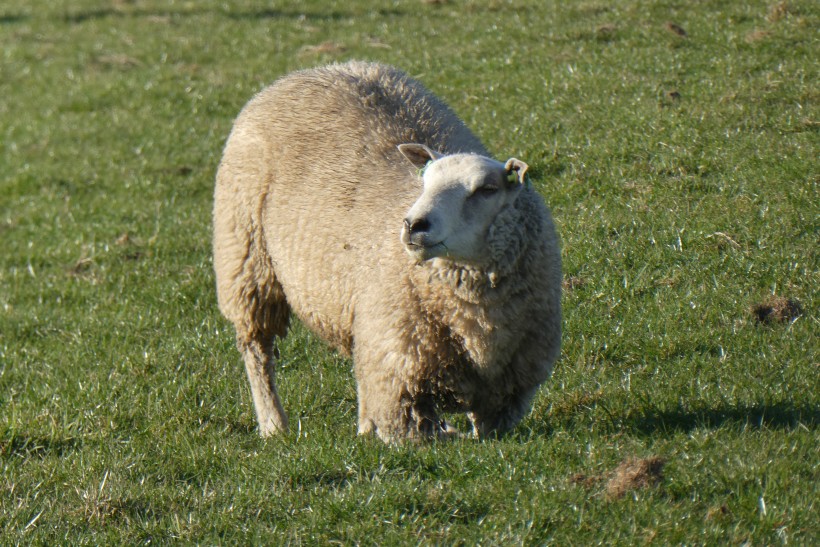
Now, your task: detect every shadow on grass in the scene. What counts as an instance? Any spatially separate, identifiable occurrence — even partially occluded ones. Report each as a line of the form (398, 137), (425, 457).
(390, 491), (491, 526)
(626, 401), (818, 436)
(61, 6), (404, 24)
(226, 8), (405, 21)
(528, 399), (818, 439)
(0, 433), (80, 460)
(0, 13), (28, 24)
(193, 413), (257, 436)
(288, 468), (355, 491)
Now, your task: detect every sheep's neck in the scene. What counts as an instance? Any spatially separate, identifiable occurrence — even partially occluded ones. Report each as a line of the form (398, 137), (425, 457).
(409, 260), (526, 374)
(418, 260), (514, 302)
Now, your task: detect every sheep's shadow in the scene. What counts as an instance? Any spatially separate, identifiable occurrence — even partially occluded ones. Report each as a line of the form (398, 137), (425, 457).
(524, 400), (817, 439)
(625, 401), (818, 436)
(0, 13), (28, 24)
(0, 434), (80, 460)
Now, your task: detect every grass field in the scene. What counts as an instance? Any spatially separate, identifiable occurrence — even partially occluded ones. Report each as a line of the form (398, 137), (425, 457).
(1, 0), (817, 543)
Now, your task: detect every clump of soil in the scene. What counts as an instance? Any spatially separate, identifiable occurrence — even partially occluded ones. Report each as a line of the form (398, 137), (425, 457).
(767, 1), (790, 22)
(562, 276), (587, 290)
(570, 456), (666, 499)
(706, 504), (732, 521)
(752, 296), (803, 324)
(664, 22), (688, 37)
(745, 29), (772, 43)
(606, 456), (666, 499)
(300, 41), (347, 56)
(570, 472), (603, 489)
(596, 24), (617, 39)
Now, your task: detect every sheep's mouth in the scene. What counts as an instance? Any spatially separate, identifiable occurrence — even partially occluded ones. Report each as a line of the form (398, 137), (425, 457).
(404, 241), (447, 261)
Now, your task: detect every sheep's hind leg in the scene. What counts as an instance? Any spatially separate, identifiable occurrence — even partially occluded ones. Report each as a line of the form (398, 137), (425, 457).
(239, 334), (288, 436)
(213, 191), (290, 437)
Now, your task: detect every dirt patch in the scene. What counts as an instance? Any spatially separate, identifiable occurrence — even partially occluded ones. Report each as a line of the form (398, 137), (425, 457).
(752, 296), (803, 324)
(115, 232), (146, 261)
(570, 472), (604, 489)
(570, 456), (666, 499)
(96, 54), (142, 68)
(767, 1), (790, 22)
(706, 504), (732, 521)
(300, 41), (346, 56)
(606, 456), (666, 499)
(562, 276), (587, 290)
(664, 22), (687, 38)
(67, 257), (96, 278)
(745, 29), (772, 43)
(595, 24), (616, 40)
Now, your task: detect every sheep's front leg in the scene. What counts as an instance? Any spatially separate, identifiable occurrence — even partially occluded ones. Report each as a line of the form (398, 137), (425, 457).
(239, 335), (288, 437)
(354, 357), (409, 441)
(354, 346), (451, 442)
(468, 385), (538, 439)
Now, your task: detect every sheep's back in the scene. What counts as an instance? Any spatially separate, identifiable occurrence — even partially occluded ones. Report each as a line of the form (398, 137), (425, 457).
(224, 62), (485, 351)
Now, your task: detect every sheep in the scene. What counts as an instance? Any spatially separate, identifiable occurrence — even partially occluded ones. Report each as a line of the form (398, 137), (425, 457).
(213, 61), (561, 441)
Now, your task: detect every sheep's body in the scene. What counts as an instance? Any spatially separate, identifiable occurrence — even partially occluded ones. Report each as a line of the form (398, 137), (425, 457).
(214, 62), (561, 440)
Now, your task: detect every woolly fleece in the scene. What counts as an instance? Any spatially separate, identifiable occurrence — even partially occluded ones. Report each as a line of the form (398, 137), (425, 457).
(213, 61), (561, 441)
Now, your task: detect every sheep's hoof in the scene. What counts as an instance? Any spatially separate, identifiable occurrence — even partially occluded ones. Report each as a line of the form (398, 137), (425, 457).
(258, 415), (288, 438)
(438, 421), (462, 440)
(357, 418), (377, 436)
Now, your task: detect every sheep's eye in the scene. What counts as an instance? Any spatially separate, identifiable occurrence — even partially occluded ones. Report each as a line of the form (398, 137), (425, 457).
(474, 185), (499, 197)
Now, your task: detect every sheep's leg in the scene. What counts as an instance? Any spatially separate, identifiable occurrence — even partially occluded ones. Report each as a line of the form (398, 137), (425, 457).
(355, 360), (453, 441)
(410, 394), (460, 439)
(355, 366), (407, 441)
(214, 141), (294, 437)
(355, 361), (425, 441)
(239, 334), (288, 436)
(468, 386), (538, 439)
(215, 264), (290, 437)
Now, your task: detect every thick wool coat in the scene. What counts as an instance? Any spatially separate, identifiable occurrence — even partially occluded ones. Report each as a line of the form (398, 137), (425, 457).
(213, 62), (561, 440)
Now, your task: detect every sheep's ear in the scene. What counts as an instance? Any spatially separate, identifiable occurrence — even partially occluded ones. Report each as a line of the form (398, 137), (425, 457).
(504, 158), (529, 187)
(398, 143), (443, 169)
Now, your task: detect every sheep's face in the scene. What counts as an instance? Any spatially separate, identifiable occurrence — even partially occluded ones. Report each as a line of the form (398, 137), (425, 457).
(398, 144), (528, 265)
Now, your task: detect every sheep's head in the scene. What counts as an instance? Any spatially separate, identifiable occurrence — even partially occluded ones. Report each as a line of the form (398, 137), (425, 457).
(398, 143), (529, 265)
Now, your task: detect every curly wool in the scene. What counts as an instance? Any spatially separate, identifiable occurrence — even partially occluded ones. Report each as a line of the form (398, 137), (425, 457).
(213, 61), (561, 441)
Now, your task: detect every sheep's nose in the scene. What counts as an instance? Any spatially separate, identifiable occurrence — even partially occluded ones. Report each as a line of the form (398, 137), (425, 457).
(404, 217), (431, 235)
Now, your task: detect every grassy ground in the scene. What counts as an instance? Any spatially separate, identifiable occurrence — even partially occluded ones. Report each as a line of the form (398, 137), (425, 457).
(1, 0), (817, 543)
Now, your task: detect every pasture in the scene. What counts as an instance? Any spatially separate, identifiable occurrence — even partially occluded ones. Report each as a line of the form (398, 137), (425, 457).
(1, 0), (817, 543)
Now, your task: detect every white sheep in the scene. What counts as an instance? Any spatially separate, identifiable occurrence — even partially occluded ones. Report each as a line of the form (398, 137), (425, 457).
(213, 61), (561, 441)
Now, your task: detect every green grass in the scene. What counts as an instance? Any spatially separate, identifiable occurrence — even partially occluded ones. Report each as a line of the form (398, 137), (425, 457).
(1, 0), (817, 543)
